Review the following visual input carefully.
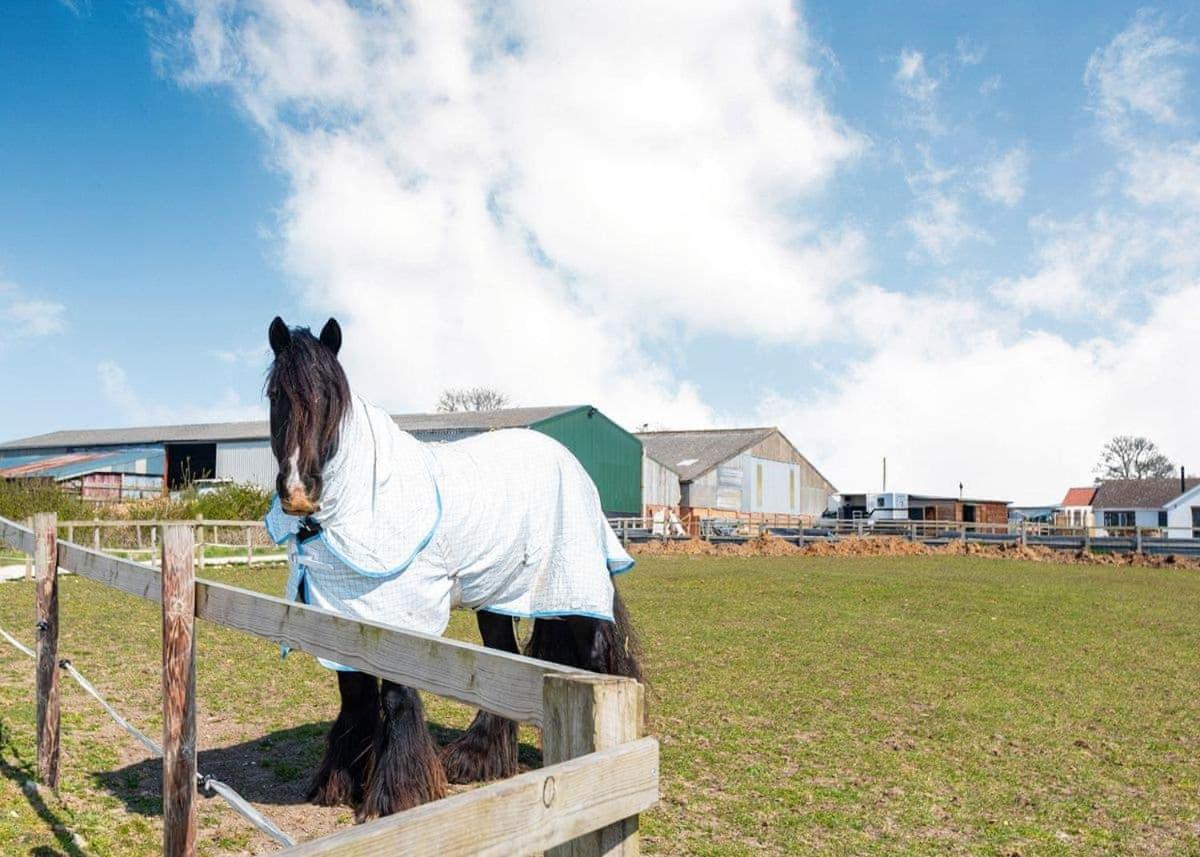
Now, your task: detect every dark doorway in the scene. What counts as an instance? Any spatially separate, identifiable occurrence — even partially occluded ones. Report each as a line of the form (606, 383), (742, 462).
(962, 504), (977, 524)
(165, 443), (217, 489)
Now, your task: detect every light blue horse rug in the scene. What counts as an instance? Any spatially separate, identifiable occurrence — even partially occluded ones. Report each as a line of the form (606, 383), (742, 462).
(265, 394), (634, 670)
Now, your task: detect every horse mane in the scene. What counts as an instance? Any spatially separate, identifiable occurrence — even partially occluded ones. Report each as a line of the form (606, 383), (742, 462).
(265, 327), (351, 476)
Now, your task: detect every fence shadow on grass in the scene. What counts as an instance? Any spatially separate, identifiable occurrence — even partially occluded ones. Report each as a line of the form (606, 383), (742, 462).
(92, 719), (543, 815)
(0, 726), (87, 857)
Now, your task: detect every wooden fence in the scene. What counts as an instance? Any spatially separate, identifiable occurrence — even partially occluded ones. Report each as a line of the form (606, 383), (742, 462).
(0, 513), (658, 856)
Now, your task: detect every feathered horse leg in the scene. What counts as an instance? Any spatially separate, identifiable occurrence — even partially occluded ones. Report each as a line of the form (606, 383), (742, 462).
(440, 611), (520, 783)
(308, 671), (378, 807)
(357, 680), (447, 821)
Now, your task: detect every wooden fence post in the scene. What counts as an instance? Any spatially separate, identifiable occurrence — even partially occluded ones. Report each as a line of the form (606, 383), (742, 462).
(543, 674), (644, 857)
(246, 526), (254, 567)
(161, 525), (197, 857)
(34, 512), (60, 789)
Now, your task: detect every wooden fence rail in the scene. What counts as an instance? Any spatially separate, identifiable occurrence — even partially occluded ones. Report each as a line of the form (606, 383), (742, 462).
(0, 514), (657, 856)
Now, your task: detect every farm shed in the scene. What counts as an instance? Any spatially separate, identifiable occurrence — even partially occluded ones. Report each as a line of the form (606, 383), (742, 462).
(0, 447), (164, 501)
(0, 404), (644, 515)
(635, 427), (835, 523)
(1092, 475), (1200, 534)
(830, 492), (1010, 525)
(1057, 486), (1097, 529)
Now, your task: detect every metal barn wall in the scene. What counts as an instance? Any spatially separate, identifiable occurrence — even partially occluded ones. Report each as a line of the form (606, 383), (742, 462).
(531, 408), (643, 515)
(215, 441), (278, 489)
(642, 455), (681, 512)
(747, 434), (833, 517)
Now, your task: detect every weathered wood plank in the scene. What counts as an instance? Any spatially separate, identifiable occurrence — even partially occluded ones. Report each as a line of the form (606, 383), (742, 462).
(55, 540), (161, 602)
(195, 580), (586, 725)
(0, 516), (35, 555)
(279, 737), (659, 857)
(161, 525), (197, 857)
(34, 513), (60, 789)
(543, 675), (645, 857)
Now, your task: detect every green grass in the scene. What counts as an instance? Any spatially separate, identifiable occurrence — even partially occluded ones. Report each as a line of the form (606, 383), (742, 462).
(2, 556), (1199, 855)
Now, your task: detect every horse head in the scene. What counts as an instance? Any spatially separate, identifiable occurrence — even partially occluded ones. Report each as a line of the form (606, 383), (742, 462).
(266, 316), (350, 516)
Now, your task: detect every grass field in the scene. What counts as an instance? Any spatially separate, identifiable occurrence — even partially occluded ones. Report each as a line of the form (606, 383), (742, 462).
(2, 555), (1199, 856)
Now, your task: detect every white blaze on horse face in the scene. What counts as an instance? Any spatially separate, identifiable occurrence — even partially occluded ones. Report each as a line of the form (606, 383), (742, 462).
(283, 447), (315, 514)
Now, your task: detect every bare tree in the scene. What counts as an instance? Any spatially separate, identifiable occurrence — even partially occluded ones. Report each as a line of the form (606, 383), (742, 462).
(436, 387), (510, 413)
(1094, 435), (1175, 480)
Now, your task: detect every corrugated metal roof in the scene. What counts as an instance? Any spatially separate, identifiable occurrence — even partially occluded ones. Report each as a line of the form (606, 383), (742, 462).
(0, 407), (586, 451)
(635, 428), (776, 482)
(1093, 477), (1199, 509)
(0, 447), (163, 480)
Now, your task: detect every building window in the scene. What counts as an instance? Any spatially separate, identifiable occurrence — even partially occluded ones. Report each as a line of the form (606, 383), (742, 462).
(755, 463), (763, 507)
(1103, 510), (1135, 528)
(1158, 511), (1168, 527)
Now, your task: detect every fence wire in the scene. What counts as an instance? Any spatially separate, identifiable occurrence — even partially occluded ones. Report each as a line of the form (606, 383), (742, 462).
(0, 622), (296, 849)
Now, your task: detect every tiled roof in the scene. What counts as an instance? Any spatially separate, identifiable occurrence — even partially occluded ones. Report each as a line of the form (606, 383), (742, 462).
(1092, 477), (1200, 509)
(635, 428), (776, 481)
(1061, 486), (1097, 507)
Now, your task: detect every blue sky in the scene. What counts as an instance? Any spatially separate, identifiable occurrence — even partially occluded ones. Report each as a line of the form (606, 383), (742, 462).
(2, 1), (1197, 502)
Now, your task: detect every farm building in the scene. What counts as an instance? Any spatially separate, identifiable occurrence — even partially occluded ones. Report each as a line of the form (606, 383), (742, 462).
(0, 447), (164, 501)
(635, 427), (835, 523)
(828, 492), (1010, 525)
(1056, 486), (1097, 529)
(0, 405), (644, 515)
(1092, 474), (1200, 535)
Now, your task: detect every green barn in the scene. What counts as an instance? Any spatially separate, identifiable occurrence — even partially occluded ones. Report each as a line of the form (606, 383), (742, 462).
(392, 405), (644, 516)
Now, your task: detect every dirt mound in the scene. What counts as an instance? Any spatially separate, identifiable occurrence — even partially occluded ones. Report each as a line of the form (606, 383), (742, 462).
(629, 534), (1200, 568)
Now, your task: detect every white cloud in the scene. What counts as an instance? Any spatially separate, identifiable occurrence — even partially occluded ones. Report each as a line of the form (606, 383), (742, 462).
(979, 146), (1028, 206)
(159, 0), (864, 428)
(8, 300), (66, 337)
(979, 74), (1001, 96)
(893, 49), (944, 134)
(1084, 9), (1194, 130)
(905, 191), (982, 260)
(765, 282), (1200, 504)
(0, 279), (66, 339)
(955, 36), (986, 67)
(98, 360), (265, 425)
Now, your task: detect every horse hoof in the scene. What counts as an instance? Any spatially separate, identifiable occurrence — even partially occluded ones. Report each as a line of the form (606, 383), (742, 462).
(440, 739), (518, 784)
(440, 713), (519, 784)
(355, 778), (445, 822)
(307, 768), (357, 807)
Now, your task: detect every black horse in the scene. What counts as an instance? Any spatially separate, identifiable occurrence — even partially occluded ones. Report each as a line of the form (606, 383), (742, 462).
(265, 316), (642, 819)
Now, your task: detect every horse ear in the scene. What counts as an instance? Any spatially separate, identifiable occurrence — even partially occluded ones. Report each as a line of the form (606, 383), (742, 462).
(319, 318), (342, 356)
(269, 317), (291, 355)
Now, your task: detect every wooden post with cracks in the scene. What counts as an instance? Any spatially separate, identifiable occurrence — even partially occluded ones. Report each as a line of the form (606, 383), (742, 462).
(543, 674), (645, 857)
(161, 525), (197, 857)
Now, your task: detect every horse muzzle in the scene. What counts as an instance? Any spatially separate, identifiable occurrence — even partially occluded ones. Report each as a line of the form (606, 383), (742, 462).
(281, 492), (319, 516)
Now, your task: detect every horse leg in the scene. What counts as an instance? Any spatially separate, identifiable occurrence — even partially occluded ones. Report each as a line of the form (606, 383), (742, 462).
(440, 611), (520, 783)
(308, 671), (378, 807)
(357, 680), (447, 821)
(529, 589), (644, 681)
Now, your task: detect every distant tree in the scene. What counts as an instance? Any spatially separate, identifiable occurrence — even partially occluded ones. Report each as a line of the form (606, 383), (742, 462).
(436, 387), (509, 413)
(1094, 435), (1175, 480)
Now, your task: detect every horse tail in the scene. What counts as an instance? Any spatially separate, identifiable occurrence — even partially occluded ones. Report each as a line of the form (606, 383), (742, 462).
(599, 586), (644, 684)
(525, 586), (644, 685)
